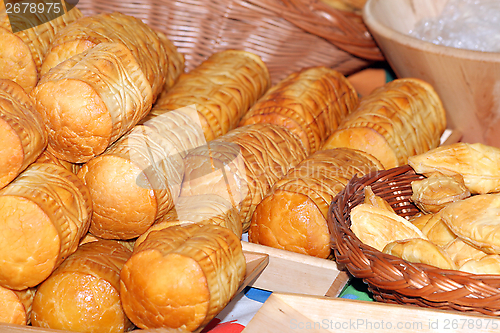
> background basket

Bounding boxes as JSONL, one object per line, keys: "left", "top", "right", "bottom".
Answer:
{"left": 328, "top": 165, "right": 500, "bottom": 316}
{"left": 76, "top": 0, "right": 383, "bottom": 84}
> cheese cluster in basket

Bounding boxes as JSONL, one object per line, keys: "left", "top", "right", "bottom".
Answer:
{"left": 351, "top": 142, "right": 500, "bottom": 275}
{"left": 0, "top": 1, "right": 452, "bottom": 332}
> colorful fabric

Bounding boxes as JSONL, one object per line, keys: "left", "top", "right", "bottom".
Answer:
{"left": 203, "top": 287, "right": 272, "bottom": 332}
{"left": 339, "top": 278, "right": 374, "bottom": 302}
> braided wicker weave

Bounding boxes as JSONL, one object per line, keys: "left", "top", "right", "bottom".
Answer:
{"left": 328, "top": 165, "right": 500, "bottom": 316}
{"left": 76, "top": 0, "right": 383, "bottom": 84}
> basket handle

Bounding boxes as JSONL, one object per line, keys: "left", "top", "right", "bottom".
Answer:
{"left": 246, "top": 0, "right": 384, "bottom": 60}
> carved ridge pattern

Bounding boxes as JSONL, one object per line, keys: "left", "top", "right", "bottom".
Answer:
{"left": 1, "top": 2, "right": 83, "bottom": 71}
{"left": 336, "top": 79, "right": 447, "bottom": 166}
{"left": 33, "top": 41, "right": 154, "bottom": 162}
{"left": 0, "top": 81, "right": 47, "bottom": 173}
{"left": 79, "top": 109, "right": 209, "bottom": 239}
{"left": 42, "top": 12, "right": 169, "bottom": 97}
{"left": 220, "top": 123, "right": 308, "bottom": 230}
{"left": 240, "top": 67, "right": 358, "bottom": 154}
{"left": 124, "top": 224, "right": 245, "bottom": 330}
{"left": 156, "top": 50, "right": 271, "bottom": 141}
{"left": 49, "top": 240, "right": 131, "bottom": 292}
{"left": 271, "top": 149, "right": 383, "bottom": 217}
{"left": 0, "top": 163, "right": 91, "bottom": 274}
{"left": 110, "top": 126, "right": 184, "bottom": 217}
{"left": 73, "top": 43, "right": 153, "bottom": 143}
{"left": 157, "top": 194, "right": 242, "bottom": 238}
{"left": 180, "top": 140, "right": 248, "bottom": 210}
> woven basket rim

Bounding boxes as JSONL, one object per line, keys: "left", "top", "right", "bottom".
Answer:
{"left": 259, "top": 0, "right": 383, "bottom": 59}
{"left": 328, "top": 165, "right": 500, "bottom": 316}
{"left": 77, "top": 0, "right": 383, "bottom": 62}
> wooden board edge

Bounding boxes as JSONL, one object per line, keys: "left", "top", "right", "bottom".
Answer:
{"left": 238, "top": 251, "right": 270, "bottom": 294}
{"left": 241, "top": 242, "right": 349, "bottom": 297}
{"left": 241, "top": 242, "right": 340, "bottom": 270}
{"left": 244, "top": 292, "right": 500, "bottom": 333}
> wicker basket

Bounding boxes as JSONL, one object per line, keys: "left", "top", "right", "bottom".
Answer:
{"left": 76, "top": 0, "right": 383, "bottom": 84}
{"left": 328, "top": 165, "right": 500, "bottom": 316}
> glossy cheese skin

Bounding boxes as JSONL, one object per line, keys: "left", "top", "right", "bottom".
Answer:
{"left": 41, "top": 11, "right": 170, "bottom": 101}
{"left": 77, "top": 108, "right": 206, "bottom": 240}
{"left": 0, "top": 286, "right": 36, "bottom": 325}
{"left": 409, "top": 142, "right": 500, "bottom": 195}
{"left": 31, "top": 240, "right": 133, "bottom": 333}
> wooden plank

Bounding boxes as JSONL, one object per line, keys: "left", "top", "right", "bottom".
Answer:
{"left": 244, "top": 292, "right": 500, "bottom": 333}
{"left": 243, "top": 293, "right": 330, "bottom": 333}
{"left": 242, "top": 242, "right": 349, "bottom": 297}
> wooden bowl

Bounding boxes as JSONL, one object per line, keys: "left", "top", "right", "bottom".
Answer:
{"left": 363, "top": 0, "right": 500, "bottom": 147}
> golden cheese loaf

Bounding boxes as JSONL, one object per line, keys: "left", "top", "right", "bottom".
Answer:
{"left": 0, "top": 286, "right": 36, "bottom": 325}
{"left": 0, "top": 79, "right": 47, "bottom": 189}
{"left": 154, "top": 50, "right": 271, "bottom": 141}
{"left": 239, "top": 67, "right": 358, "bottom": 154}
{"left": 249, "top": 148, "right": 383, "bottom": 258}
{"left": 41, "top": 11, "right": 170, "bottom": 100}
{"left": 32, "top": 42, "right": 153, "bottom": 163}
{"left": 0, "top": 163, "right": 92, "bottom": 290}
{"left": 410, "top": 173, "right": 470, "bottom": 214}
{"left": 120, "top": 224, "right": 246, "bottom": 331}
{"left": 31, "top": 240, "right": 133, "bottom": 333}
{"left": 136, "top": 194, "right": 243, "bottom": 246}
{"left": 180, "top": 139, "right": 247, "bottom": 209}
{"left": 77, "top": 108, "right": 206, "bottom": 240}
{"left": 350, "top": 203, "right": 427, "bottom": 252}
{"left": 409, "top": 213, "right": 434, "bottom": 231}
{"left": 322, "top": 78, "right": 447, "bottom": 169}
{"left": 181, "top": 123, "right": 308, "bottom": 232}
{"left": 0, "top": 1, "right": 83, "bottom": 93}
